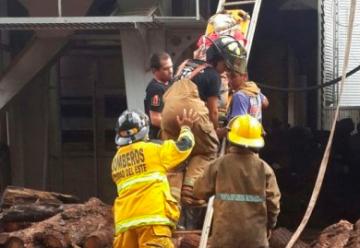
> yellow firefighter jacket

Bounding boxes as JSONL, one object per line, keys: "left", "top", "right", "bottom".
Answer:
{"left": 111, "top": 126, "right": 194, "bottom": 235}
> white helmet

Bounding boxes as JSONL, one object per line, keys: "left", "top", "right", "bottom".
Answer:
{"left": 115, "top": 110, "right": 149, "bottom": 146}
{"left": 209, "top": 13, "right": 237, "bottom": 33}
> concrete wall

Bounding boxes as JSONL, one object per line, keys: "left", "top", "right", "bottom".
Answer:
{"left": 120, "top": 29, "right": 166, "bottom": 111}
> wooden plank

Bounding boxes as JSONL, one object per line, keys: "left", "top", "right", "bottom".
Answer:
{"left": 0, "top": 186, "right": 79, "bottom": 208}
{"left": 0, "top": 203, "right": 62, "bottom": 222}
{"left": 1, "top": 198, "right": 112, "bottom": 248}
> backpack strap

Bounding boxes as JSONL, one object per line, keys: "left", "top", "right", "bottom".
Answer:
{"left": 188, "top": 63, "right": 211, "bottom": 80}
{"left": 174, "top": 59, "right": 211, "bottom": 81}
{"left": 174, "top": 59, "right": 190, "bottom": 78}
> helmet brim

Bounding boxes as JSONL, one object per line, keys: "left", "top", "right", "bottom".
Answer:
{"left": 227, "top": 132, "right": 264, "bottom": 148}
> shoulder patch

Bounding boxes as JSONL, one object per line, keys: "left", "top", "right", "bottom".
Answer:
{"left": 151, "top": 95, "right": 161, "bottom": 106}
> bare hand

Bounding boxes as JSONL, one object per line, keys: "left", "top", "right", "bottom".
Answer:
{"left": 267, "top": 229, "right": 272, "bottom": 240}
{"left": 176, "top": 108, "right": 199, "bottom": 129}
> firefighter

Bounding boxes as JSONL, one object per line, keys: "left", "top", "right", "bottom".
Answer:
{"left": 112, "top": 109, "right": 197, "bottom": 248}
{"left": 144, "top": 52, "right": 173, "bottom": 139}
{"left": 194, "top": 114, "right": 281, "bottom": 248}
{"left": 161, "top": 36, "right": 249, "bottom": 230}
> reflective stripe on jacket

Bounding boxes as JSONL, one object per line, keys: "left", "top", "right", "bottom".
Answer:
{"left": 112, "top": 126, "right": 194, "bottom": 235}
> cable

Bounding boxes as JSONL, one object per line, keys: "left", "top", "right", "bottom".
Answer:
{"left": 257, "top": 64, "right": 360, "bottom": 92}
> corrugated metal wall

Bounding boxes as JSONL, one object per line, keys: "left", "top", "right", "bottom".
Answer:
{"left": 321, "top": 0, "right": 360, "bottom": 130}
{"left": 337, "top": 0, "right": 360, "bottom": 106}
{"left": 321, "top": 0, "right": 337, "bottom": 108}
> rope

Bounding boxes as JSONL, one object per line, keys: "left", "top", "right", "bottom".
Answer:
{"left": 285, "top": 0, "right": 357, "bottom": 247}
{"left": 256, "top": 64, "right": 360, "bottom": 92}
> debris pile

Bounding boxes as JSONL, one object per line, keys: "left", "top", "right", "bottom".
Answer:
{"left": 310, "top": 219, "right": 360, "bottom": 248}
{"left": 270, "top": 228, "right": 309, "bottom": 248}
{"left": 172, "top": 221, "right": 360, "bottom": 248}
{"left": 0, "top": 186, "right": 113, "bottom": 248}
{"left": 2, "top": 186, "right": 360, "bottom": 248}
{"left": 172, "top": 228, "right": 310, "bottom": 248}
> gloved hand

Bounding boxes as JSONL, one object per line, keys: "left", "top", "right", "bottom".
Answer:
{"left": 181, "top": 185, "right": 206, "bottom": 206}
{"left": 181, "top": 185, "right": 194, "bottom": 206}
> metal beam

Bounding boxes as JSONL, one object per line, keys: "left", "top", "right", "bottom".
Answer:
{"left": 0, "top": 0, "right": 94, "bottom": 109}
{"left": 0, "top": 0, "right": 201, "bottom": 31}
{"left": 0, "top": 37, "right": 68, "bottom": 109}
{"left": 0, "top": 16, "right": 155, "bottom": 30}
{"left": 224, "top": 1, "right": 256, "bottom": 6}
{"left": 0, "top": 15, "right": 205, "bottom": 30}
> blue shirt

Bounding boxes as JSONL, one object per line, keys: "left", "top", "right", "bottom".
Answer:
{"left": 227, "top": 90, "right": 265, "bottom": 122}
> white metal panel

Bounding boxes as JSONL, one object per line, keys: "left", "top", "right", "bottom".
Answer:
{"left": 321, "top": 0, "right": 360, "bottom": 130}
{"left": 337, "top": 0, "right": 360, "bottom": 106}
{"left": 322, "top": 107, "right": 360, "bottom": 130}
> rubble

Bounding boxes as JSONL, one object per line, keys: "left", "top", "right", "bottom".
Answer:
{"left": 172, "top": 227, "right": 310, "bottom": 248}
{"left": 270, "top": 228, "right": 309, "bottom": 248}
{"left": 2, "top": 186, "right": 360, "bottom": 248}
{"left": 0, "top": 186, "right": 113, "bottom": 248}
{"left": 172, "top": 221, "right": 360, "bottom": 248}
{"left": 310, "top": 219, "right": 360, "bottom": 248}
{"left": 1, "top": 186, "right": 80, "bottom": 208}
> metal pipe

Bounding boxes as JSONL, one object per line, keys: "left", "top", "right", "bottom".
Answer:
{"left": 92, "top": 65, "right": 98, "bottom": 197}
{"left": 42, "top": 73, "right": 49, "bottom": 190}
{"left": 195, "top": 0, "right": 200, "bottom": 21}
{"left": 58, "top": 0, "right": 62, "bottom": 17}
{"left": 5, "top": 111, "right": 10, "bottom": 146}
{"left": 217, "top": 0, "right": 226, "bottom": 13}
{"left": 56, "top": 62, "right": 65, "bottom": 192}
{"left": 154, "top": 16, "right": 198, "bottom": 20}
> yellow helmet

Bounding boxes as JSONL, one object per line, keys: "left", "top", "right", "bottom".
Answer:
{"left": 227, "top": 114, "right": 264, "bottom": 148}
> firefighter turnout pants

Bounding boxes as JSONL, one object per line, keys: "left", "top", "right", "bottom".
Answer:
{"left": 113, "top": 225, "right": 174, "bottom": 248}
